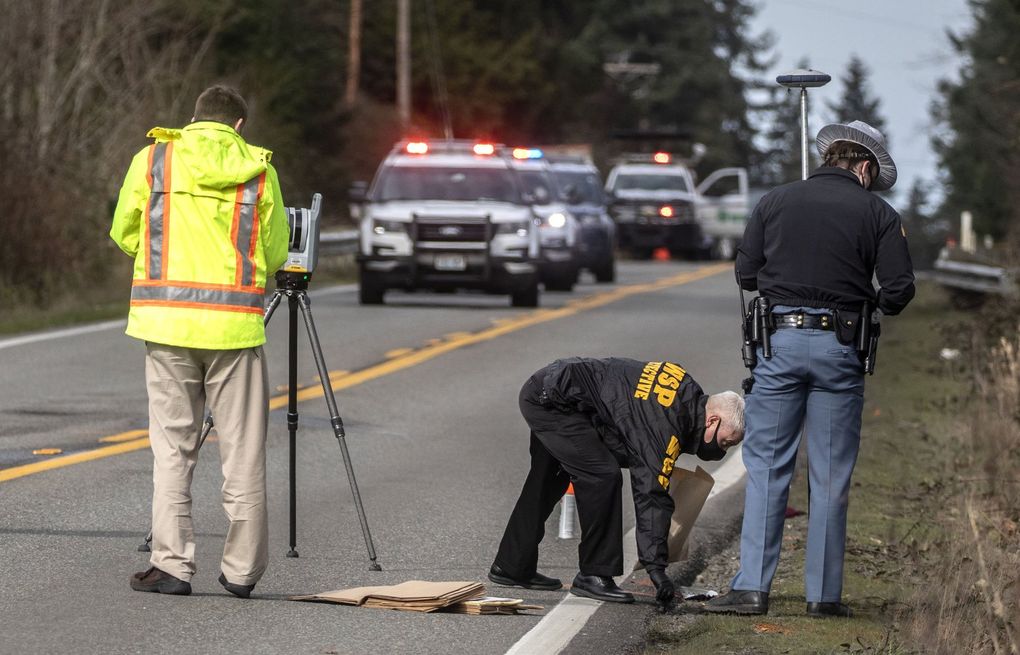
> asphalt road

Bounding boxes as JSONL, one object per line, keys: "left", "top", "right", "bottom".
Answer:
{"left": 0, "top": 260, "right": 746, "bottom": 655}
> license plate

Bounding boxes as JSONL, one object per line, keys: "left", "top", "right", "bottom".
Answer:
{"left": 434, "top": 254, "right": 467, "bottom": 271}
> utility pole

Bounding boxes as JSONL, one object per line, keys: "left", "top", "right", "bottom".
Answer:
{"left": 344, "top": 0, "right": 363, "bottom": 109}
{"left": 396, "top": 0, "right": 411, "bottom": 129}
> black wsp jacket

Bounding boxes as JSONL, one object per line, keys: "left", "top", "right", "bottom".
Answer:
{"left": 538, "top": 357, "right": 709, "bottom": 571}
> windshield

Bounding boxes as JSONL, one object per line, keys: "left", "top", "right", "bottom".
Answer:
{"left": 516, "top": 170, "right": 557, "bottom": 205}
{"left": 613, "top": 173, "right": 691, "bottom": 193}
{"left": 552, "top": 171, "right": 604, "bottom": 204}
{"left": 375, "top": 166, "right": 521, "bottom": 203}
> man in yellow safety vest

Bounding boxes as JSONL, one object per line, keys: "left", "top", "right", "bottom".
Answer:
{"left": 110, "top": 85, "right": 290, "bottom": 598}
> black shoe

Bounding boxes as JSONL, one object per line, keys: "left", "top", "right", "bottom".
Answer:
{"left": 807, "top": 601, "right": 852, "bottom": 618}
{"left": 703, "top": 589, "right": 768, "bottom": 615}
{"left": 488, "top": 564, "right": 562, "bottom": 591}
{"left": 130, "top": 566, "right": 191, "bottom": 595}
{"left": 218, "top": 572, "right": 255, "bottom": 599}
{"left": 569, "top": 573, "right": 634, "bottom": 603}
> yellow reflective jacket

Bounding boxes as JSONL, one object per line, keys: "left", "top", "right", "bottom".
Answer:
{"left": 110, "top": 122, "right": 289, "bottom": 349}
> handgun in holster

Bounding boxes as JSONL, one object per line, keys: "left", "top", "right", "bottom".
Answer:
{"left": 856, "top": 301, "right": 881, "bottom": 375}
{"left": 739, "top": 294, "right": 774, "bottom": 393}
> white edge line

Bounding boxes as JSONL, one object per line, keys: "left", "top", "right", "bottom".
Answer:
{"left": 0, "top": 283, "right": 359, "bottom": 352}
{"left": 504, "top": 445, "right": 745, "bottom": 655}
{"left": 0, "top": 319, "right": 126, "bottom": 351}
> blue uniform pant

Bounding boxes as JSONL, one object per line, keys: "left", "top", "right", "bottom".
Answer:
{"left": 730, "top": 316, "right": 864, "bottom": 602}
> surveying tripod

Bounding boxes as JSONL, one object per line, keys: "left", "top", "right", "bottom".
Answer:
{"left": 139, "top": 269, "right": 382, "bottom": 571}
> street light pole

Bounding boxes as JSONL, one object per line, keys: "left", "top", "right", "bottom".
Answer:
{"left": 777, "top": 69, "right": 831, "bottom": 180}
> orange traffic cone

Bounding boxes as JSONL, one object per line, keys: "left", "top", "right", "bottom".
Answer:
{"left": 558, "top": 483, "right": 577, "bottom": 539}
{"left": 653, "top": 247, "right": 670, "bottom": 261}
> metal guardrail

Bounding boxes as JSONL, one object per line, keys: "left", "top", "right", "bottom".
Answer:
{"left": 320, "top": 229, "right": 360, "bottom": 255}
{"left": 931, "top": 257, "right": 1015, "bottom": 296}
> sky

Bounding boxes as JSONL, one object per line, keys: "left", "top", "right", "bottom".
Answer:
{"left": 748, "top": 0, "right": 975, "bottom": 204}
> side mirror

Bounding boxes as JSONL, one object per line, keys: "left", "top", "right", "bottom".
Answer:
{"left": 605, "top": 189, "right": 616, "bottom": 203}
{"left": 348, "top": 181, "right": 368, "bottom": 203}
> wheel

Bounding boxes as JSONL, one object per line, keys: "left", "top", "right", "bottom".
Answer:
{"left": 544, "top": 267, "right": 578, "bottom": 292}
{"left": 545, "top": 278, "right": 575, "bottom": 292}
{"left": 510, "top": 282, "right": 539, "bottom": 307}
{"left": 593, "top": 257, "right": 616, "bottom": 283}
{"left": 358, "top": 272, "right": 385, "bottom": 305}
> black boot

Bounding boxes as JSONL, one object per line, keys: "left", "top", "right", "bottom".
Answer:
{"left": 702, "top": 589, "right": 768, "bottom": 615}
{"left": 807, "top": 601, "right": 852, "bottom": 618}
{"left": 569, "top": 573, "right": 634, "bottom": 603}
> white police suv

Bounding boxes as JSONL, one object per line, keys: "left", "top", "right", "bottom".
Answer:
{"left": 355, "top": 140, "right": 541, "bottom": 306}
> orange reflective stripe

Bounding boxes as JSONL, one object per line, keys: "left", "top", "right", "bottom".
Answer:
{"left": 131, "top": 279, "right": 264, "bottom": 294}
{"left": 130, "top": 299, "right": 264, "bottom": 315}
{"left": 131, "top": 284, "right": 264, "bottom": 311}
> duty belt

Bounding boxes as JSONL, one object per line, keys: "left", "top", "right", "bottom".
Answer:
{"left": 773, "top": 312, "right": 834, "bottom": 331}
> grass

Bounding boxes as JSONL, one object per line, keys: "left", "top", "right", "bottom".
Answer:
{"left": 643, "top": 282, "right": 970, "bottom": 654}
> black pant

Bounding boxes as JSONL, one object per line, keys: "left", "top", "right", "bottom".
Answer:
{"left": 493, "top": 376, "right": 623, "bottom": 578}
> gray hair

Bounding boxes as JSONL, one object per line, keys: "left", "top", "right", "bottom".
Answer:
{"left": 708, "top": 391, "right": 745, "bottom": 436}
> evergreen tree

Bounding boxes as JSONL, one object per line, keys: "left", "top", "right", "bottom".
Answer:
{"left": 900, "top": 179, "right": 949, "bottom": 268}
{"left": 933, "top": 0, "right": 1020, "bottom": 241}
{"left": 827, "top": 55, "right": 887, "bottom": 135}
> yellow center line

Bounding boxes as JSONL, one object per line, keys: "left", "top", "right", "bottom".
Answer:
{"left": 0, "top": 263, "right": 729, "bottom": 484}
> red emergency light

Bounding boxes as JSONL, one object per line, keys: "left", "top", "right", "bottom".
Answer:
{"left": 473, "top": 143, "right": 496, "bottom": 156}
{"left": 406, "top": 141, "right": 429, "bottom": 155}
{"left": 659, "top": 205, "right": 674, "bottom": 218}
{"left": 653, "top": 152, "right": 671, "bottom": 164}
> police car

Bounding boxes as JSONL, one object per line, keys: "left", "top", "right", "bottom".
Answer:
{"left": 605, "top": 152, "right": 748, "bottom": 260}
{"left": 354, "top": 140, "right": 541, "bottom": 306}
{"left": 509, "top": 148, "right": 582, "bottom": 292}
{"left": 548, "top": 156, "right": 616, "bottom": 282}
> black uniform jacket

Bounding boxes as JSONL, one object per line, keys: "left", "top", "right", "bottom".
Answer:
{"left": 736, "top": 167, "right": 915, "bottom": 315}
{"left": 539, "top": 357, "right": 708, "bottom": 572}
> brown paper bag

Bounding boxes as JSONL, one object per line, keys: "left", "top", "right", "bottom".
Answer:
{"left": 634, "top": 465, "right": 715, "bottom": 570}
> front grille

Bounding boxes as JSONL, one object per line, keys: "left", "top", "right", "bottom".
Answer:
{"left": 416, "top": 222, "right": 488, "bottom": 242}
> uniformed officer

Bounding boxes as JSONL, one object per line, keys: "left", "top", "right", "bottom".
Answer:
{"left": 705, "top": 120, "right": 915, "bottom": 618}
{"left": 489, "top": 357, "right": 745, "bottom": 608}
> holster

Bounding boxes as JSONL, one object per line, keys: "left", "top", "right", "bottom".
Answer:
{"left": 833, "top": 309, "right": 861, "bottom": 346}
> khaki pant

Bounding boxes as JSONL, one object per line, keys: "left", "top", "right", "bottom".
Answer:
{"left": 145, "top": 343, "right": 269, "bottom": 585}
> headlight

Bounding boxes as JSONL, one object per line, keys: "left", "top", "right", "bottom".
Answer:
{"left": 496, "top": 220, "right": 530, "bottom": 237}
{"left": 546, "top": 212, "right": 567, "bottom": 229}
{"left": 372, "top": 219, "right": 407, "bottom": 235}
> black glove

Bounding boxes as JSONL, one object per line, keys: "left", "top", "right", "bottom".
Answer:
{"left": 649, "top": 569, "right": 675, "bottom": 610}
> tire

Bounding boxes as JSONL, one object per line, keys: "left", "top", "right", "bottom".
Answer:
{"left": 544, "top": 267, "right": 578, "bottom": 292}
{"left": 510, "top": 282, "right": 540, "bottom": 307}
{"left": 358, "top": 273, "right": 385, "bottom": 305}
{"left": 593, "top": 257, "right": 616, "bottom": 283}
{"left": 546, "top": 279, "right": 575, "bottom": 292}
